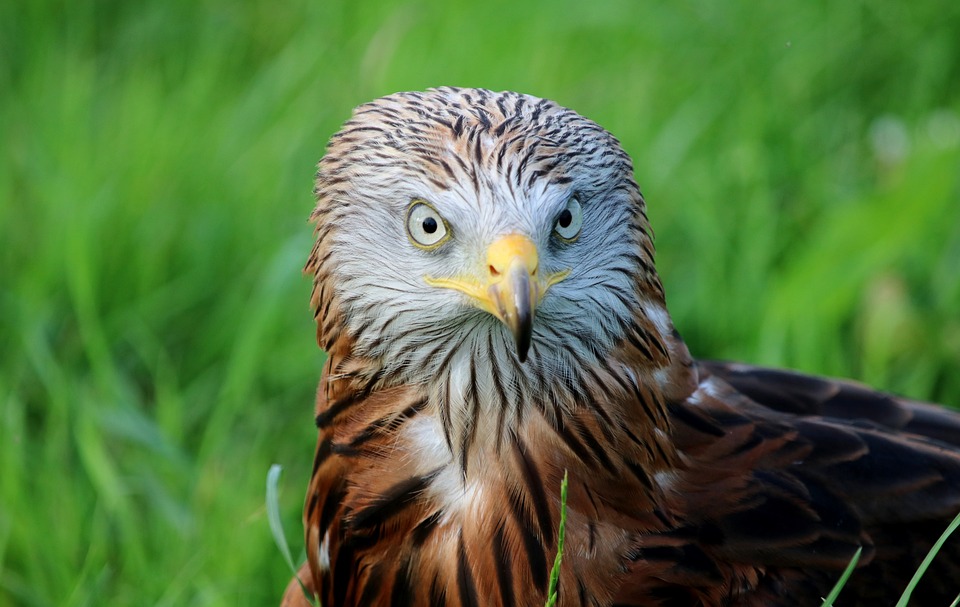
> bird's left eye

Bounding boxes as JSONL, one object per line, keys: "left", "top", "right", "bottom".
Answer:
{"left": 406, "top": 201, "right": 450, "bottom": 249}
{"left": 553, "top": 195, "right": 583, "bottom": 242}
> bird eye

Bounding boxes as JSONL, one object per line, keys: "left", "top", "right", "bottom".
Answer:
{"left": 553, "top": 195, "right": 583, "bottom": 242}
{"left": 406, "top": 201, "right": 450, "bottom": 249}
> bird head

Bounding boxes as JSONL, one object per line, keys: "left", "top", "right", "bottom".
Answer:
{"left": 306, "top": 88, "right": 692, "bottom": 418}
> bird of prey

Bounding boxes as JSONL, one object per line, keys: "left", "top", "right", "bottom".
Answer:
{"left": 281, "top": 87, "right": 960, "bottom": 606}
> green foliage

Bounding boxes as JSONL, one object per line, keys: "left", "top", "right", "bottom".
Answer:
{"left": 266, "top": 465, "right": 298, "bottom": 582}
{"left": 266, "top": 466, "right": 319, "bottom": 607}
{"left": 895, "top": 509, "right": 960, "bottom": 607}
{"left": 1, "top": 0, "right": 959, "bottom": 605}
{"left": 545, "top": 471, "right": 569, "bottom": 607}
{"left": 820, "top": 548, "right": 862, "bottom": 607}
{"left": 823, "top": 509, "right": 960, "bottom": 606}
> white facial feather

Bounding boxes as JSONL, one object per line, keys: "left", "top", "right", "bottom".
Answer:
{"left": 316, "top": 88, "right": 668, "bottom": 460}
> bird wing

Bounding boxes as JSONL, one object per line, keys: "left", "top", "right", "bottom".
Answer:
{"left": 616, "top": 362, "right": 960, "bottom": 606}
{"left": 699, "top": 360, "right": 960, "bottom": 447}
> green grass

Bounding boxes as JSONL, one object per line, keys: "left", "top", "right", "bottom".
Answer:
{"left": 267, "top": 466, "right": 319, "bottom": 607}
{"left": 895, "top": 510, "right": 960, "bottom": 607}
{"left": 1, "top": 0, "right": 959, "bottom": 605}
{"left": 820, "top": 547, "right": 862, "bottom": 607}
{"left": 544, "top": 471, "right": 568, "bottom": 607}
{"left": 822, "top": 509, "right": 960, "bottom": 606}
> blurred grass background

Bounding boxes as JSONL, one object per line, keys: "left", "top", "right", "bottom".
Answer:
{"left": 1, "top": 0, "right": 959, "bottom": 605}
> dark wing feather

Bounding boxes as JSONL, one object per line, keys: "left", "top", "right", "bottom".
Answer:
{"left": 631, "top": 362, "right": 960, "bottom": 606}
{"left": 699, "top": 360, "right": 960, "bottom": 447}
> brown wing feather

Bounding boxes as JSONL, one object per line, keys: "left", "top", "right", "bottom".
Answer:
{"left": 613, "top": 363, "right": 960, "bottom": 606}
{"left": 700, "top": 360, "right": 960, "bottom": 446}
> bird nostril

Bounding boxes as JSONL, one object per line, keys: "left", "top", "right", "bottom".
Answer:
{"left": 489, "top": 264, "right": 500, "bottom": 277}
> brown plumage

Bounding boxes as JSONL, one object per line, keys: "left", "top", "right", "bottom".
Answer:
{"left": 281, "top": 88, "right": 960, "bottom": 606}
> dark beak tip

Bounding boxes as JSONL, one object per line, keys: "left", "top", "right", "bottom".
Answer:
{"left": 514, "top": 321, "right": 532, "bottom": 363}
{"left": 492, "top": 266, "right": 535, "bottom": 364}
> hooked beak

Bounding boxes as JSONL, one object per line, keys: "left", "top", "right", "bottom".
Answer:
{"left": 486, "top": 235, "right": 539, "bottom": 362}
{"left": 425, "top": 234, "right": 568, "bottom": 362}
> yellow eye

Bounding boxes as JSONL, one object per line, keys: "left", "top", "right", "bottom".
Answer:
{"left": 553, "top": 195, "right": 583, "bottom": 242}
{"left": 406, "top": 201, "right": 450, "bottom": 249}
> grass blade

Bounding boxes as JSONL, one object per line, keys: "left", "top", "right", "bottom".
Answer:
{"left": 545, "top": 470, "right": 569, "bottom": 607}
{"left": 895, "top": 509, "right": 960, "bottom": 607}
{"left": 266, "top": 464, "right": 298, "bottom": 574}
{"left": 820, "top": 547, "right": 862, "bottom": 607}
{"left": 266, "top": 464, "right": 321, "bottom": 606}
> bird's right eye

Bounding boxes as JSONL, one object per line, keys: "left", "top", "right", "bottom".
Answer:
{"left": 406, "top": 201, "right": 450, "bottom": 249}
{"left": 553, "top": 195, "right": 583, "bottom": 242}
